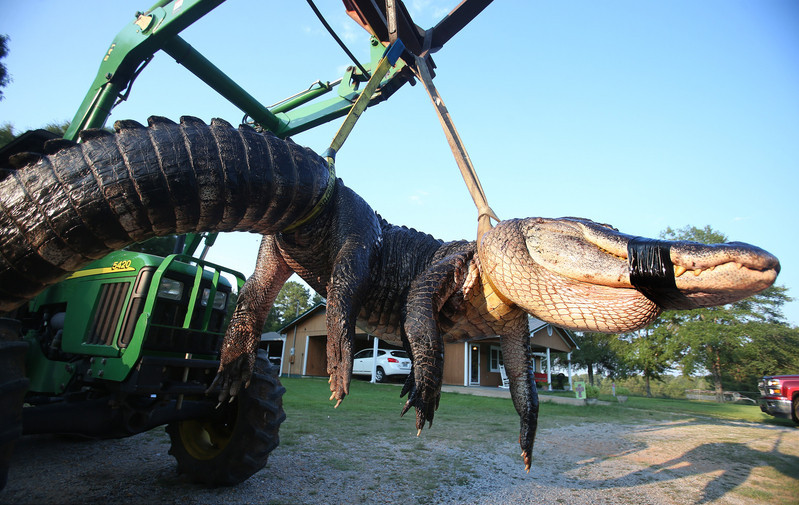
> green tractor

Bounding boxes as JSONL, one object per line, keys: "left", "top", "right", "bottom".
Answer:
{"left": 0, "top": 238, "right": 285, "bottom": 486}
{"left": 0, "top": 0, "right": 488, "bottom": 489}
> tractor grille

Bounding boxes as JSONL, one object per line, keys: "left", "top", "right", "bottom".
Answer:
{"left": 143, "top": 275, "right": 231, "bottom": 355}
{"left": 86, "top": 282, "right": 130, "bottom": 345}
{"left": 117, "top": 267, "right": 155, "bottom": 348}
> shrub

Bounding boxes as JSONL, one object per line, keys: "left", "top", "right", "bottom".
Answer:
{"left": 585, "top": 385, "right": 600, "bottom": 399}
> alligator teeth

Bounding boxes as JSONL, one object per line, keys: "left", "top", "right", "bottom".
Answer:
{"left": 674, "top": 266, "right": 687, "bottom": 277}
{"left": 693, "top": 268, "right": 703, "bottom": 276}
{"left": 736, "top": 262, "right": 744, "bottom": 269}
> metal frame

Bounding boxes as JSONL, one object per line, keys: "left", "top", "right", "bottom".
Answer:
{"left": 64, "top": 0, "right": 420, "bottom": 141}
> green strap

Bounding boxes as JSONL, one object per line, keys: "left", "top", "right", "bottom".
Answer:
{"left": 282, "top": 159, "right": 336, "bottom": 233}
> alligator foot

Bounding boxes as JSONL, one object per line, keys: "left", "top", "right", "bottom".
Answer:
{"left": 521, "top": 437, "right": 533, "bottom": 473}
{"left": 519, "top": 417, "right": 537, "bottom": 472}
{"left": 207, "top": 352, "right": 254, "bottom": 404}
{"left": 327, "top": 370, "right": 350, "bottom": 408}
{"left": 400, "top": 375, "right": 439, "bottom": 433}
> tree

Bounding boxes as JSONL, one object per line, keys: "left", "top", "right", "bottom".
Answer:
{"left": 659, "top": 225, "right": 794, "bottom": 400}
{"left": 1, "top": 120, "right": 72, "bottom": 148}
{"left": 0, "top": 34, "right": 11, "bottom": 101}
{"left": 569, "top": 332, "right": 621, "bottom": 386}
{"left": 40, "top": 120, "right": 71, "bottom": 138}
{"left": 262, "top": 281, "right": 317, "bottom": 333}
{"left": 735, "top": 323, "right": 799, "bottom": 385}
{"left": 0, "top": 122, "right": 14, "bottom": 148}
{"left": 615, "top": 325, "right": 673, "bottom": 397}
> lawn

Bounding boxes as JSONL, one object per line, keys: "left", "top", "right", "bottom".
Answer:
{"left": 609, "top": 394, "right": 794, "bottom": 425}
{"left": 538, "top": 389, "right": 796, "bottom": 426}
{"left": 281, "top": 377, "right": 795, "bottom": 431}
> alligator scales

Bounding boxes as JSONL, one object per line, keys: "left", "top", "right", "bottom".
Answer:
{"left": 0, "top": 117, "right": 780, "bottom": 470}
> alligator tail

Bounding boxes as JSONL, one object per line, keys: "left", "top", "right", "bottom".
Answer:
{"left": 0, "top": 116, "right": 330, "bottom": 311}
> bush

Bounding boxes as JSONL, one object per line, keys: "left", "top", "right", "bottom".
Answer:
{"left": 614, "top": 386, "right": 631, "bottom": 396}
{"left": 585, "top": 385, "right": 600, "bottom": 399}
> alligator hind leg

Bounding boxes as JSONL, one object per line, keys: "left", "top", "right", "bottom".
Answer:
{"left": 211, "top": 235, "right": 293, "bottom": 403}
{"left": 500, "top": 314, "right": 539, "bottom": 472}
{"left": 401, "top": 253, "right": 469, "bottom": 431}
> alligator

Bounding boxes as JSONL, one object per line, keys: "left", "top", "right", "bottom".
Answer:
{"left": 0, "top": 116, "right": 780, "bottom": 470}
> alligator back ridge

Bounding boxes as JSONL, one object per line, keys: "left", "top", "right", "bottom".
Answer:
{"left": 0, "top": 116, "right": 330, "bottom": 310}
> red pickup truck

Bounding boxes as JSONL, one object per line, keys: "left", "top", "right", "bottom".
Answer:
{"left": 758, "top": 375, "right": 799, "bottom": 424}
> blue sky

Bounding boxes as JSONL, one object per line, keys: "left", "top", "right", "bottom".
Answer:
{"left": 2, "top": 1, "right": 797, "bottom": 327}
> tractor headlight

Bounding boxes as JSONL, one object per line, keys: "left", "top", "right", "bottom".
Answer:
{"left": 201, "top": 288, "right": 227, "bottom": 310}
{"left": 157, "top": 278, "right": 184, "bottom": 301}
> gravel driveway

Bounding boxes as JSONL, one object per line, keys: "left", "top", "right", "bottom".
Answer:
{"left": 3, "top": 412, "right": 797, "bottom": 505}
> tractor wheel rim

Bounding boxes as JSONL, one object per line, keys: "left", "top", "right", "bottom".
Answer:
{"left": 178, "top": 417, "right": 234, "bottom": 460}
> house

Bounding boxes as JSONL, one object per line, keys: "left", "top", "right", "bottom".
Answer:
{"left": 258, "top": 331, "right": 285, "bottom": 369}
{"left": 276, "top": 303, "right": 578, "bottom": 390}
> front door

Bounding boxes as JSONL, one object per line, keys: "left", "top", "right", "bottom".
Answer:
{"left": 469, "top": 344, "right": 480, "bottom": 385}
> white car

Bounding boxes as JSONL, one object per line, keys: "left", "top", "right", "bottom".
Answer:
{"left": 352, "top": 348, "right": 412, "bottom": 382}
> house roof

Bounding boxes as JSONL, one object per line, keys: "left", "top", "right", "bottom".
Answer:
{"left": 260, "top": 331, "right": 285, "bottom": 342}
{"left": 528, "top": 317, "right": 579, "bottom": 353}
{"left": 278, "top": 302, "right": 327, "bottom": 333}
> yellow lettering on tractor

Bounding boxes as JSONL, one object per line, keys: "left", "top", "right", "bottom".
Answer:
{"left": 66, "top": 261, "right": 135, "bottom": 280}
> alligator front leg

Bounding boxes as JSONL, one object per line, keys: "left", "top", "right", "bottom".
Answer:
{"left": 500, "top": 314, "right": 539, "bottom": 472}
{"left": 401, "top": 253, "right": 469, "bottom": 432}
{"left": 326, "top": 244, "right": 374, "bottom": 407}
{"left": 210, "top": 235, "right": 293, "bottom": 402}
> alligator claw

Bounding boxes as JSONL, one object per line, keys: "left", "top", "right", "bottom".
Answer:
{"left": 399, "top": 375, "right": 438, "bottom": 431}
{"left": 327, "top": 370, "right": 350, "bottom": 407}
{"left": 520, "top": 429, "right": 535, "bottom": 473}
{"left": 522, "top": 449, "right": 532, "bottom": 473}
{"left": 207, "top": 353, "right": 253, "bottom": 404}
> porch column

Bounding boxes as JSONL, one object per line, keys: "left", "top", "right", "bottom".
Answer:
{"left": 567, "top": 352, "right": 573, "bottom": 391}
{"left": 546, "top": 348, "right": 552, "bottom": 391}
{"left": 463, "top": 342, "right": 470, "bottom": 386}
{"left": 371, "top": 335, "right": 379, "bottom": 383}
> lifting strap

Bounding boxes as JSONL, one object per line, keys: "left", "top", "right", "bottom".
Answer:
{"left": 326, "top": 39, "right": 405, "bottom": 163}
{"left": 283, "top": 40, "right": 405, "bottom": 233}
{"left": 412, "top": 54, "right": 499, "bottom": 243}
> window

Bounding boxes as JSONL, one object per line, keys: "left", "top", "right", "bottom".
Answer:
{"left": 489, "top": 346, "right": 503, "bottom": 372}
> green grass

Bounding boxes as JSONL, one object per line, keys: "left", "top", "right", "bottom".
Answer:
{"left": 610, "top": 395, "right": 795, "bottom": 426}
{"left": 279, "top": 377, "right": 522, "bottom": 444}
{"left": 281, "top": 378, "right": 796, "bottom": 433}
{"left": 538, "top": 389, "right": 796, "bottom": 426}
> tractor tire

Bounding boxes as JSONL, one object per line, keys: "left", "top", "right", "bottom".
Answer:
{"left": 166, "top": 350, "right": 286, "bottom": 486}
{"left": 0, "top": 319, "right": 29, "bottom": 491}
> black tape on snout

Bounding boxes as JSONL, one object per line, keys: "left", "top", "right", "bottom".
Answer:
{"left": 627, "top": 238, "right": 695, "bottom": 310}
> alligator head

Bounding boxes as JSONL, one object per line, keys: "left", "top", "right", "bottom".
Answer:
{"left": 479, "top": 217, "right": 781, "bottom": 333}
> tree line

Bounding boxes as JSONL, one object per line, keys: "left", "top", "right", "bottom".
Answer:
{"left": 567, "top": 225, "right": 798, "bottom": 399}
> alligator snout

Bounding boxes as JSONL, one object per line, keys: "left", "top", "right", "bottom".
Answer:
{"left": 478, "top": 216, "right": 780, "bottom": 333}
